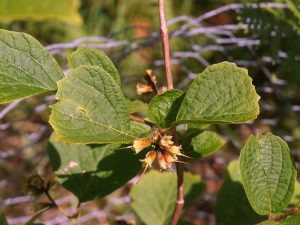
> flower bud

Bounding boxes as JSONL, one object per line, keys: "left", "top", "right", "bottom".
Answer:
{"left": 140, "top": 150, "right": 156, "bottom": 167}
{"left": 133, "top": 138, "right": 151, "bottom": 153}
{"left": 136, "top": 83, "right": 153, "bottom": 95}
{"left": 160, "top": 135, "right": 174, "bottom": 147}
{"left": 162, "top": 152, "right": 177, "bottom": 164}
{"left": 157, "top": 151, "right": 170, "bottom": 170}
{"left": 165, "top": 145, "right": 182, "bottom": 156}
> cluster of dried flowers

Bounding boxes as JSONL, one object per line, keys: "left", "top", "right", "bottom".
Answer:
{"left": 132, "top": 130, "right": 188, "bottom": 174}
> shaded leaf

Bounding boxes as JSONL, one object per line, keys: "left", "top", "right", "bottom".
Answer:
{"left": 240, "top": 133, "right": 296, "bottom": 215}
{"left": 0, "top": 213, "right": 9, "bottom": 225}
{"left": 49, "top": 66, "right": 139, "bottom": 144}
{"left": 148, "top": 89, "right": 184, "bottom": 128}
{"left": 0, "top": 0, "right": 82, "bottom": 25}
{"left": 215, "top": 160, "right": 266, "bottom": 225}
{"left": 177, "top": 62, "right": 260, "bottom": 124}
{"left": 182, "top": 130, "right": 225, "bottom": 158}
{"left": 48, "top": 134, "right": 141, "bottom": 202}
{"left": 68, "top": 47, "right": 120, "bottom": 85}
{"left": 183, "top": 172, "right": 205, "bottom": 205}
{"left": 0, "top": 29, "right": 64, "bottom": 103}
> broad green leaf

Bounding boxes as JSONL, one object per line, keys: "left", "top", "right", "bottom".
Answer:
{"left": 130, "top": 170, "right": 177, "bottom": 225}
{"left": 48, "top": 134, "right": 141, "bottom": 202}
{"left": 68, "top": 47, "right": 120, "bottom": 85}
{"left": 280, "top": 214, "right": 300, "bottom": 225}
{"left": 131, "top": 171, "right": 201, "bottom": 225}
{"left": 49, "top": 66, "right": 139, "bottom": 144}
{"left": 0, "top": 29, "right": 64, "bottom": 103}
{"left": 126, "top": 99, "right": 148, "bottom": 114}
{"left": 148, "top": 90, "right": 184, "bottom": 128}
{"left": 240, "top": 133, "right": 296, "bottom": 215}
{"left": 216, "top": 160, "right": 266, "bottom": 225}
{"left": 0, "top": 213, "right": 9, "bottom": 225}
{"left": 182, "top": 130, "right": 225, "bottom": 158}
{"left": 0, "top": 0, "right": 82, "bottom": 25}
{"left": 177, "top": 62, "right": 260, "bottom": 124}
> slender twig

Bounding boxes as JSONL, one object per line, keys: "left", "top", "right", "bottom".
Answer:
{"left": 158, "top": 0, "right": 173, "bottom": 90}
{"left": 129, "top": 115, "right": 155, "bottom": 127}
{"left": 170, "top": 165, "right": 185, "bottom": 225}
{"left": 158, "top": 1, "right": 183, "bottom": 224}
{"left": 44, "top": 189, "right": 78, "bottom": 225}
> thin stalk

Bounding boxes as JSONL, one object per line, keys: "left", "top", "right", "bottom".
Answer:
{"left": 158, "top": 0, "right": 173, "bottom": 90}
{"left": 158, "top": 1, "right": 184, "bottom": 224}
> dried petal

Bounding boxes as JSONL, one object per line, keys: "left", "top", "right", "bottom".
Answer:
{"left": 136, "top": 83, "right": 153, "bottom": 95}
{"left": 140, "top": 150, "right": 156, "bottom": 167}
{"left": 165, "top": 145, "right": 182, "bottom": 156}
{"left": 133, "top": 138, "right": 151, "bottom": 153}
{"left": 162, "top": 152, "right": 177, "bottom": 164}
{"left": 160, "top": 135, "right": 174, "bottom": 147}
{"left": 157, "top": 151, "right": 171, "bottom": 170}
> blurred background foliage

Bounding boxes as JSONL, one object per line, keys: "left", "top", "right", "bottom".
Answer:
{"left": 0, "top": 0, "right": 300, "bottom": 225}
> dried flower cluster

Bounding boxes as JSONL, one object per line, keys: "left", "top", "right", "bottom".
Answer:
{"left": 133, "top": 130, "right": 188, "bottom": 173}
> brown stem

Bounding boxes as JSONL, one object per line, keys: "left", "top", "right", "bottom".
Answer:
{"left": 130, "top": 115, "right": 155, "bottom": 127}
{"left": 255, "top": 204, "right": 300, "bottom": 225}
{"left": 158, "top": 0, "right": 173, "bottom": 90}
{"left": 170, "top": 164, "right": 185, "bottom": 225}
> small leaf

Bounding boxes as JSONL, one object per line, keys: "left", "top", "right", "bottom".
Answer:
{"left": 177, "top": 62, "right": 260, "bottom": 124}
{"left": 68, "top": 47, "right": 120, "bottom": 85}
{"left": 262, "top": 221, "right": 279, "bottom": 225}
{"left": 0, "top": 213, "right": 9, "bottom": 225}
{"left": 0, "top": 29, "right": 64, "bottom": 103}
{"left": 48, "top": 134, "right": 141, "bottom": 202}
{"left": 280, "top": 214, "right": 300, "bottom": 225}
{"left": 126, "top": 99, "right": 148, "bottom": 114}
{"left": 240, "top": 133, "right": 296, "bottom": 215}
{"left": 49, "top": 66, "right": 139, "bottom": 144}
{"left": 182, "top": 130, "right": 225, "bottom": 158}
{"left": 0, "top": 0, "right": 82, "bottom": 25}
{"left": 148, "top": 89, "right": 184, "bottom": 128}
{"left": 183, "top": 172, "right": 204, "bottom": 205}
{"left": 215, "top": 160, "right": 266, "bottom": 225}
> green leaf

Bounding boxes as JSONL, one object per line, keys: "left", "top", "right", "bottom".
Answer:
{"left": 48, "top": 134, "right": 141, "bottom": 202}
{"left": 68, "top": 47, "right": 120, "bottom": 86}
{"left": 183, "top": 172, "right": 204, "bottom": 205}
{"left": 0, "top": 29, "right": 64, "bottom": 103}
{"left": 182, "top": 130, "right": 225, "bottom": 158}
{"left": 148, "top": 89, "right": 184, "bottom": 128}
{"left": 216, "top": 160, "right": 266, "bottom": 225}
{"left": 130, "top": 170, "right": 177, "bottom": 225}
{"left": 130, "top": 121, "right": 151, "bottom": 138}
{"left": 0, "top": 213, "right": 9, "bottom": 225}
{"left": 130, "top": 170, "right": 201, "bottom": 225}
{"left": 126, "top": 99, "right": 148, "bottom": 114}
{"left": 280, "top": 214, "right": 300, "bottom": 225}
{"left": 0, "top": 0, "right": 82, "bottom": 25}
{"left": 176, "top": 62, "right": 260, "bottom": 124}
{"left": 49, "top": 65, "right": 139, "bottom": 144}
{"left": 240, "top": 133, "right": 296, "bottom": 215}
{"left": 262, "top": 221, "right": 279, "bottom": 225}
